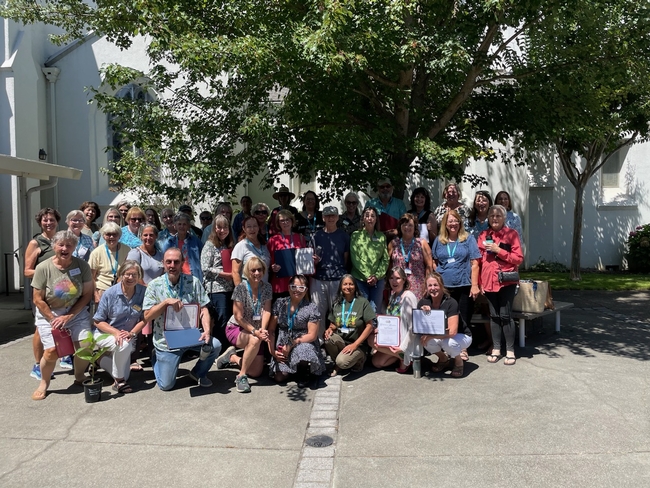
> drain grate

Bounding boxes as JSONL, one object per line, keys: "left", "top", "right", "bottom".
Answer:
{"left": 305, "top": 435, "right": 333, "bottom": 448}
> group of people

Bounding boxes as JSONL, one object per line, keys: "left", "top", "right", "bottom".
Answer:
{"left": 25, "top": 180, "right": 524, "bottom": 401}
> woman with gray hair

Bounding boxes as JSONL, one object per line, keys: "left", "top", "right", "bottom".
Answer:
{"left": 478, "top": 204, "right": 523, "bottom": 366}
{"left": 161, "top": 212, "right": 204, "bottom": 280}
{"left": 337, "top": 192, "right": 362, "bottom": 235}
{"left": 92, "top": 207, "right": 123, "bottom": 246}
{"left": 88, "top": 222, "right": 129, "bottom": 303}
{"left": 93, "top": 260, "right": 147, "bottom": 394}
{"left": 66, "top": 210, "right": 95, "bottom": 261}
{"left": 30, "top": 230, "right": 94, "bottom": 400}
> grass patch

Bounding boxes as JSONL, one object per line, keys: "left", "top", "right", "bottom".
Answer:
{"left": 519, "top": 271, "right": 650, "bottom": 291}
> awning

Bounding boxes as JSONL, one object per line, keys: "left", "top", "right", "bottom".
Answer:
{"left": 0, "top": 154, "right": 82, "bottom": 180}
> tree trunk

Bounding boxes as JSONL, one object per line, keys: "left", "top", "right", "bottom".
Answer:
{"left": 570, "top": 184, "right": 585, "bottom": 280}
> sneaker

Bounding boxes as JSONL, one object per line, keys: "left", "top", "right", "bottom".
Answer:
{"left": 30, "top": 364, "right": 42, "bottom": 380}
{"left": 235, "top": 374, "right": 251, "bottom": 393}
{"left": 216, "top": 346, "right": 236, "bottom": 370}
{"left": 60, "top": 355, "right": 74, "bottom": 370}
{"left": 189, "top": 372, "right": 213, "bottom": 388}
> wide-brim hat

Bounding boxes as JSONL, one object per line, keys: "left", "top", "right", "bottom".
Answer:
{"left": 273, "top": 185, "right": 296, "bottom": 200}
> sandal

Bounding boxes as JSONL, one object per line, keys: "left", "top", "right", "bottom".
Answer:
{"left": 130, "top": 362, "right": 143, "bottom": 371}
{"left": 112, "top": 382, "right": 134, "bottom": 394}
{"left": 396, "top": 363, "right": 411, "bottom": 374}
{"left": 430, "top": 359, "right": 450, "bottom": 373}
{"left": 460, "top": 350, "right": 469, "bottom": 361}
{"left": 31, "top": 389, "right": 47, "bottom": 401}
{"left": 504, "top": 356, "right": 517, "bottom": 366}
{"left": 451, "top": 363, "right": 464, "bottom": 378}
{"left": 487, "top": 354, "right": 503, "bottom": 364}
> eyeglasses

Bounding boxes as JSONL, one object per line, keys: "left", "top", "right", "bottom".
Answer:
{"left": 345, "top": 201, "right": 358, "bottom": 205}
{"left": 130, "top": 217, "right": 144, "bottom": 222}
{"left": 290, "top": 285, "right": 307, "bottom": 292}
{"left": 254, "top": 211, "right": 268, "bottom": 215}
{"left": 104, "top": 233, "right": 118, "bottom": 238}
{"left": 123, "top": 273, "right": 139, "bottom": 279}
{"left": 70, "top": 219, "right": 84, "bottom": 223}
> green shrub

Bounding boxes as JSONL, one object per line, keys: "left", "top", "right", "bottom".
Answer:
{"left": 626, "top": 223, "right": 650, "bottom": 273}
{"left": 526, "top": 259, "right": 569, "bottom": 273}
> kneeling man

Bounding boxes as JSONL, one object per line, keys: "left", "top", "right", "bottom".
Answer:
{"left": 144, "top": 248, "right": 221, "bottom": 390}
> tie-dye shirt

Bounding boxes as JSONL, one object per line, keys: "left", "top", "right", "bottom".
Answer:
{"left": 31, "top": 257, "right": 92, "bottom": 310}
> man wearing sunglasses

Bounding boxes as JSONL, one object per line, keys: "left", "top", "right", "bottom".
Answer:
{"left": 143, "top": 248, "right": 221, "bottom": 390}
{"left": 367, "top": 178, "right": 406, "bottom": 238}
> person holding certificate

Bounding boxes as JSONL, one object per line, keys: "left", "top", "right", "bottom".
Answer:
{"left": 93, "top": 261, "right": 147, "bottom": 393}
{"left": 232, "top": 216, "right": 271, "bottom": 285}
{"left": 370, "top": 267, "right": 418, "bottom": 372}
{"left": 143, "top": 248, "right": 221, "bottom": 390}
{"left": 220, "top": 256, "right": 272, "bottom": 393}
{"left": 325, "top": 275, "right": 375, "bottom": 376}
{"left": 268, "top": 275, "right": 325, "bottom": 384}
{"left": 418, "top": 273, "right": 472, "bottom": 378}
{"left": 267, "top": 210, "right": 307, "bottom": 299}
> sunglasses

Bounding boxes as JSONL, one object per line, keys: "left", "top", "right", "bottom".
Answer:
{"left": 289, "top": 285, "right": 307, "bottom": 292}
{"left": 379, "top": 184, "right": 392, "bottom": 190}
{"left": 130, "top": 217, "right": 144, "bottom": 222}
{"left": 250, "top": 268, "right": 263, "bottom": 273}
{"left": 200, "top": 217, "right": 212, "bottom": 221}
{"left": 345, "top": 201, "right": 358, "bottom": 205}
{"left": 70, "top": 219, "right": 84, "bottom": 223}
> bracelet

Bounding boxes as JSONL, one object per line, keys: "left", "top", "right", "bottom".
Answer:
{"left": 251, "top": 328, "right": 257, "bottom": 336}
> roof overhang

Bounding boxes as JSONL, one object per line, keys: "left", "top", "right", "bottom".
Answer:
{"left": 0, "top": 154, "right": 82, "bottom": 180}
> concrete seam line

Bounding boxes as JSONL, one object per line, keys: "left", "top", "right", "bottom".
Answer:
{"left": 293, "top": 375, "right": 341, "bottom": 488}
{"left": 0, "top": 335, "right": 30, "bottom": 350}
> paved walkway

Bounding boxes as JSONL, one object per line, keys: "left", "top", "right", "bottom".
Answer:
{"left": 0, "top": 290, "right": 648, "bottom": 487}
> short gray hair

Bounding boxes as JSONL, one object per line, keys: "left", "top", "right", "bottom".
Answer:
{"left": 173, "top": 212, "right": 191, "bottom": 224}
{"left": 51, "top": 230, "right": 78, "bottom": 247}
{"left": 66, "top": 210, "right": 85, "bottom": 223}
{"left": 101, "top": 221, "right": 122, "bottom": 238}
{"left": 488, "top": 204, "right": 507, "bottom": 218}
{"left": 117, "top": 260, "right": 143, "bottom": 280}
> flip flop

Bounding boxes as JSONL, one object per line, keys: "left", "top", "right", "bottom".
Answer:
{"left": 504, "top": 356, "right": 517, "bottom": 366}
{"left": 460, "top": 350, "right": 469, "bottom": 361}
{"left": 130, "top": 363, "right": 143, "bottom": 371}
{"left": 31, "top": 389, "right": 47, "bottom": 401}
{"left": 487, "top": 354, "right": 503, "bottom": 364}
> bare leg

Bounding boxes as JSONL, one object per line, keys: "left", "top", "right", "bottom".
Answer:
{"left": 33, "top": 347, "right": 57, "bottom": 399}
{"left": 33, "top": 329, "right": 44, "bottom": 363}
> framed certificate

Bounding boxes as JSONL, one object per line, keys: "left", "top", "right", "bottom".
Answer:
{"left": 164, "top": 303, "right": 200, "bottom": 331}
{"left": 412, "top": 309, "right": 446, "bottom": 335}
{"left": 376, "top": 314, "right": 401, "bottom": 347}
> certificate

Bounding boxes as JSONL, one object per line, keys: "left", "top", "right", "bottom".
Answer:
{"left": 164, "top": 303, "right": 200, "bottom": 331}
{"left": 274, "top": 247, "right": 315, "bottom": 277}
{"left": 376, "top": 314, "right": 400, "bottom": 347}
{"left": 412, "top": 309, "right": 446, "bottom": 335}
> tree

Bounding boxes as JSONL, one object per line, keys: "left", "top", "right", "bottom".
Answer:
{"left": 2, "top": 1, "right": 646, "bottom": 205}
{"left": 475, "top": 0, "right": 650, "bottom": 279}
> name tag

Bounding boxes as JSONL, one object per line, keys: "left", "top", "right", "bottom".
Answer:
{"left": 132, "top": 305, "right": 142, "bottom": 312}
{"left": 404, "top": 268, "right": 412, "bottom": 275}
{"left": 69, "top": 268, "right": 81, "bottom": 276}
{"left": 447, "top": 258, "right": 456, "bottom": 264}
{"left": 253, "top": 314, "right": 262, "bottom": 321}
{"left": 340, "top": 327, "right": 351, "bottom": 334}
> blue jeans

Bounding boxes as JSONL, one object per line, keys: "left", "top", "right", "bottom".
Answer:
{"left": 151, "top": 337, "right": 221, "bottom": 391}
{"left": 355, "top": 278, "right": 385, "bottom": 313}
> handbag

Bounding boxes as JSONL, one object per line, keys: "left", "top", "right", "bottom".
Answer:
{"left": 512, "top": 280, "right": 549, "bottom": 313}
{"left": 498, "top": 270, "right": 520, "bottom": 283}
{"left": 52, "top": 327, "right": 75, "bottom": 358}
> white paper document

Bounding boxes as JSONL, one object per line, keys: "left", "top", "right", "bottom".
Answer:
{"left": 412, "top": 309, "right": 446, "bottom": 335}
{"left": 164, "top": 303, "right": 200, "bottom": 331}
{"left": 376, "top": 315, "right": 401, "bottom": 347}
{"left": 295, "top": 247, "right": 315, "bottom": 275}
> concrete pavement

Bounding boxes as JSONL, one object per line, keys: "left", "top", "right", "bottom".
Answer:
{"left": 0, "top": 290, "right": 649, "bottom": 487}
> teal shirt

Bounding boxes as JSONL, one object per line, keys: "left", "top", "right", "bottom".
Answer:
{"left": 350, "top": 229, "right": 389, "bottom": 281}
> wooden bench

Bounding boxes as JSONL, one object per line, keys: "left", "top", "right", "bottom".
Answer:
{"left": 471, "top": 301, "right": 574, "bottom": 348}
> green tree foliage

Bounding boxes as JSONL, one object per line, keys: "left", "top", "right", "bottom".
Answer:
{"left": 472, "top": 0, "right": 650, "bottom": 279}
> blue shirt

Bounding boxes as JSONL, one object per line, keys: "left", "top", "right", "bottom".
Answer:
{"left": 431, "top": 235, "right": 481, "bottom": 288}
{"left": 313, "top": 229, "right": 350, "bottom": 281}
{"left": 367, "top": 196, "right": 407, "bottom": 221}
{"left": 161, "top": 233, "right": 204, "bottom": 282}
{"left": 73, "top": 233, "right": 95, "bottom": 262}
{"left": 120, "top": 226, "right": 143, "bottom": 248}
{"left": 93, "top": 282, "right": 146, "bottom": 332}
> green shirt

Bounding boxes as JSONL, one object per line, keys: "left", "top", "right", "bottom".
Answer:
{"left": 350, "top": 229, "right": 389, "bottom": 281}
{"left": 328, "top": 296, "right": 376, "bottom": 345}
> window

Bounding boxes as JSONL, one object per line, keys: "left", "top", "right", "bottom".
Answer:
{"left": 601, "top": 150, "right": 625, "bottom": 188}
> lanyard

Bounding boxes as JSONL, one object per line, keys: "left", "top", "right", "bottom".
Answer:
{"left": 104, "top": 244, "right": 119, "bottom": 276}
{"left": 446, "top": 241, "right": 458, "bottom": 258}
{"left": 283, "top": 233, "right": 295, "bottom": 249}
{"left": 246, "top": 239, "right": 265, "bottom": 258}
{"left": 165, "top": 273, "right": 183, "bottom": 298}
{"left": 246, "top": 281, "right": 262, "bottom": 316}
{"left": 341, "top": 299, "right": 355, "bottom": 327}
{"left": 287, "top": 301, "right": 301, "bottom": 330}
{"left": 418, "top": 210, "right": 426, "bottom": 221}
{"left": 400, "top": 238, "right": 414, "bottom": 264}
